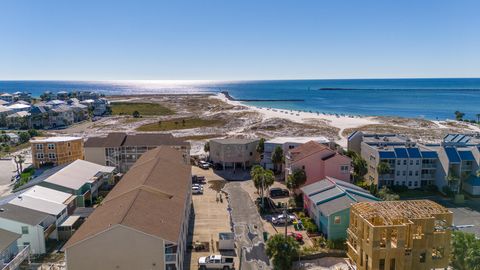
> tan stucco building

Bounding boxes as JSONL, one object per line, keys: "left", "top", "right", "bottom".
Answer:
{"left": 209, "top": 138, "right": 259, "bottom": 169}
{"left": 347, "top": 200, "right": 452, "bottom": 270}
{"left": 30, "top": 136, "right": 84, "bottom": 168}
{"left": 64, "top": 146, "right": 191, "bottom": 270}
{"left": 84, "top": 132, "right": 190, "bottom": 173}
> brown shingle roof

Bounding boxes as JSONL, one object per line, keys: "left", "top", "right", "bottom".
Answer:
{"left": 289, "top": 141, "right": 333, "bottom": 162}
{"left": 64, "top": 146, "right": 191, "bottom": 248}
{"left": 84, "top": 132, "right": 188, "bottom": 148}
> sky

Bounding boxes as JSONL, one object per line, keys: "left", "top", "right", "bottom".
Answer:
{"left": 0, "top": 0, "right": 479, "bottom": 80}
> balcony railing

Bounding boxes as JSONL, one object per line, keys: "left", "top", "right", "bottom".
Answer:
{"left": 1, "top": 245, "right": 30, "bottom": 270}
{"left": 165, "top": 254, "right": 177, "bottom": 263}
{"left": 44, "top": 223, "right": 56, "bottom": 238}
{"left": 422, "top": 164, "right": 436, "bottom": 169}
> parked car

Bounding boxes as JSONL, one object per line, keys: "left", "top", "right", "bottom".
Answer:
{"left": 288, "top": 232, "right": 303, "bottom": 242}
{"left": 192, "top": 185, "right": 204, "bottom": 195}
{"left": 269, "top": 188, "right": 289, "bottom": 198}
{"left": 198, "top": 254, "right": 235, "bottom": 270}
{"left": 192, "top": 175, "right": 206, "bottom": 184}
{"left": 198, "top": 160, "right": 210, "bottom": 169}
{"left": 271, "top": 213, "right": 296, "bottom": 225}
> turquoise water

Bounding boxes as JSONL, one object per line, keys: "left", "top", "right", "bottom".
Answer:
{"left": 0, "top": 78, "right": 479, "bottom": 120}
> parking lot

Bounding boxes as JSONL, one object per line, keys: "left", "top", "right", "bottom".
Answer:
{"left": 186, "top": 167, "right": 239, "bottom": 270}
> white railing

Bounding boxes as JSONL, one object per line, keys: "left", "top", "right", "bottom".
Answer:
{"left": 1, "top": 245, "right": 30, "bottom": 270}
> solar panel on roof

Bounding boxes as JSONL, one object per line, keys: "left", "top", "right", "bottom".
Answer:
{"left": 444, "top": 147, "right": 461, "bottom": 163}
{"left": 406, "top": 148, "right": 421, "bottom": 158}
{"left": 421, "top": 151, "right": 438, "bottom": 159}
{"left": 379, "top": 151, "right": 396, "bottom": 159}
{"left": 458, "top": 150, "right": 475, "bottom": 161}
{"left": 394, "top": 148, "right": 409, "bottom": 158}
{"left": 460, "top": 136, "right": 471, "bottom": 144}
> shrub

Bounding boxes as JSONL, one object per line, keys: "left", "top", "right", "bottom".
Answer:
{"left": 327, "top": 239, "right": 347, "bottom": 250}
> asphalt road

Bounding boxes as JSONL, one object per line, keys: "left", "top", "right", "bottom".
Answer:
{"left": 224, "top": 182, "right": 271, "bottom": 270}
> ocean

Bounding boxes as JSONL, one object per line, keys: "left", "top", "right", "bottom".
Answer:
{"left": 0, "top": 78, "right": 479, "bottom": 120}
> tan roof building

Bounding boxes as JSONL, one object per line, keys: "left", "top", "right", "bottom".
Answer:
{"left": 84, "top": 132, "right": 190, "bottom": 172}
{"left": 65, "top": 146, "right": 192, "bottom": 270}
{"left": 347, "top": 200, "right": 452, "bottom": 270}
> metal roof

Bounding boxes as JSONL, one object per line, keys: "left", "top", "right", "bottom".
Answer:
{"left": 0, "top": 204, "right": 49, "bottom": 226}
{"left": 421, "top": 151, "right": 438, "bottom": 159}
{"left": 9, "top": 195, "right": 66, "bottom": 216}
{"left": 0, "top": 228, "right": 20, "bottom": 251}
{"left": 458, "top": 150, "right": 475, "bottom": 161}
{"left": 379, "top": 151, "right": 396, "bottom": 159}
{"left": 407, "top": 148, "right": 422, "bottom": 158}
{"left": 301, "top": 177, "right": 379, "bottom": 216}
{"left": 43, "top": 160, "right": 115, "bottom": 190}
{"left": 394, "top": 148, "right": 409, "bottom": 158}
{"left": 444, "top": 147, "right": 461, "bottom": 163}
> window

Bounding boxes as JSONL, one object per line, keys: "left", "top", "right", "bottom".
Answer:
{"left": 47, "top": 143, "right": 55, "bottom": 150}
{"left": 410, "top": 160, "right": 413, "bottom": 165}
{"left": 408, "top": 181, "right": 412, "bottom": 186}
{"left": 341, "top": 165, "right": 349, "bottom": 174}
{"left": 21, "top": 226, "right": 29, "bottom": 234}
{"left": 67, "top": 142, "right": 71, "bottom": 147}
{"left": 48, "top": 153, "right": 56, "bottom": 159}
{"left": 36, "top": 144, "right": 43, "bottom": 150}
{"left": 409, "top": 171, "right": 412, "bottom": 176}
{"left": 402, "top": 171, "right": 406, "bottom": 176}
{"left": 390, "top": 259, "right": 396, "bottom": 270}
{"left": 334, "top": 216, "right": 341, "bottom": 224}
{"left": 403, "top": 160, "right": 407, "bottom": 165}
{"left": 22, "top": 242, "right": 30, "bottom": 247}
{"left": 379, "top": 259, "right": 385, "bottom": 270}
{"left": 415, "top": 171, "right": 419, "bottom": 176}
{"left": 396, "top": 171, "right": 400, "bottom": 176}
{"left": 420, "top": 252, "right": 426, "bottom": 263}
{"left": 69, "top": 151, "right": 72, "bottom": 156}
{"left": 289, "top": 145, "right": 295, "bottom": 149}
{"left": 416, "top": 160, "right": 420, "bottom": 165}
{"left": 36, "top": 153, "right": 44, "bottom": 159}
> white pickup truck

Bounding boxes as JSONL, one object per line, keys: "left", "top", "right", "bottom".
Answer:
{"left": 198, "top": 254, "right": 235, "bottom": 270}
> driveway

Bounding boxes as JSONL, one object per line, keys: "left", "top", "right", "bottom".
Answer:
{"left": 0, "top": 159, "right": 17, "bottom": 196}
{"left": 224, "top": 182, "right": 271, "bottom": 270}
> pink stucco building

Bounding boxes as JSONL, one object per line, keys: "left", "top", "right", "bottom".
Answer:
{"left": 285, "top": 141, "right": 352, "bottom": 186}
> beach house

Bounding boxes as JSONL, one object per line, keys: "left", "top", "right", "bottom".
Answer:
{"left": 84, "top": 132, "right": 190, "bottom": 173}
{"left": 285, "top": 141, "right": 352, "bottom": 185}
{"left": 261, "top": 136, "right": 331, "bottom": 171}
{"left": 209, "top": 138, "right": 260, "bottom": 170}
{"left": 36, "top": 160, "right": 116, "bottom": 207}
{"left": 64, "top": 146, "right": 191, "bottom": 270}
{"left": 0, "top": 203, "right": 54, "bottom": 254}
{"left": 301, "top": 177, "right": 379, "bottom": 240}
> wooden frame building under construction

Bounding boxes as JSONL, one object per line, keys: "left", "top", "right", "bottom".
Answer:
{"left": 346, "top": 200, "right": 452, "bottom": 270}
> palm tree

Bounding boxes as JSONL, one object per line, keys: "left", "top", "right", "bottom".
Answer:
{"left": 250, "top": 165, "right": 274, "bottom": 208}
{"left": 377, "top": 162, "right": 391, "bottom": 186}
{"left": 14, "top": 155, "right": 25, "bottom": 174}
{"left": 271, "top": 146, "right": 284, "bottom": 173}
{"left": 286, "top": 168, "right": 307, "bottom": 191}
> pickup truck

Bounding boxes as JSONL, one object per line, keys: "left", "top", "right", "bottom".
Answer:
{"left": 198, "top": 254, "right": 235, "bottom": 270}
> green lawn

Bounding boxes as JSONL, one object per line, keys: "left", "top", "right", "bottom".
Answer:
{"left": 111, "top": 102, "right": 174, "bottom": 116}
{"left": 136, "top": 118, "right": 224, "bottom": 131}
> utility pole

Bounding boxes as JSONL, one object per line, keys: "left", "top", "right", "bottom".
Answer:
{"left": 284, "top": 208, "right": 288, "bottom": 238}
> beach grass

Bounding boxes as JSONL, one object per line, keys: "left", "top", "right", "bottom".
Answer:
{"left": 136, "top": 118, "right": 224, "bottom": 131}
{"left": 111, "top": 102, "right": 174, "bottom": 116}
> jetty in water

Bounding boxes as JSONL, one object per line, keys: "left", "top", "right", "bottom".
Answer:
{"left": 221, "top": 91, "right": 304, "bottom": 102}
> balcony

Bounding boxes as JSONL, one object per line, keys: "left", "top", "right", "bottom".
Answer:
{"left": 44, "top": 223, "right": 56, "bottom": 238}
{"left": 2, "top": 245, "right": 30, "bottom": 270}
{"left": 422, "top": 164, "right": 436, "bottom": 169}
